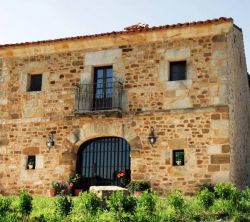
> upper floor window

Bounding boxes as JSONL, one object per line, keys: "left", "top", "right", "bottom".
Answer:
{"left": 28, "top": 74, "right": 42, "bottom": 92}
{"left": 93, "top": 66, "right": 113, "bottom": 110}
{"left": 169, "top": 61, "right": 186, "bottom": 81}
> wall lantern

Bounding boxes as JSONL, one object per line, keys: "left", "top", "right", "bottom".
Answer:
{"left": 148, "top": 127, "right": 156, "bottom": 145}
{"left": 46, "top": 132, "right": 55, "bottom": 150}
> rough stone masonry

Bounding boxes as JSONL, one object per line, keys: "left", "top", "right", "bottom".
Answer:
{"left": 0, "top": 17, "right": 249, "bottom": 195}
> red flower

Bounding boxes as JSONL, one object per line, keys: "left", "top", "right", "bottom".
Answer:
{"left": 117, "top": 170, "right": 125, "bottom": 178}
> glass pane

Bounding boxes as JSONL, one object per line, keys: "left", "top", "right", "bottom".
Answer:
{"left": 170, "top": 61, "right": 186, "bottom": 81}
{"left": 29, "top": 74, "right": 42, "bottom": 91}
{"left": 106, "top": 82, "right": 112, "bottom": 88}
{"left": 106, "top": 88, "right": 112, "bottom": 98}
{"left": 96, "top": 89, "right": 103, "bottom": 98}
{"left": 96, "top": 79, "right": 103, "bottom": 89}
{"left": 97, "top": 78, "right": 103, "bottom": 84}
{"left": 106, "top": 68, "right": 113, "bottom": 78}
{"left": 96, "top": 69, "right": 103, "bottom": 79}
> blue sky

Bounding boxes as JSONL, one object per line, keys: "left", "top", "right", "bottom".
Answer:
{"left": 0, "top": 0, "right": 249, "bottom": 71}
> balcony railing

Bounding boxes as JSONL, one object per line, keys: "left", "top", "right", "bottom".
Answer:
{"left": 74, "top": 81, "right": 123, "bottom": 114}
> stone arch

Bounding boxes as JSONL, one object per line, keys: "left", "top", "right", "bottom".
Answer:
{"left": 63, "top": 122, "right": 142, "bottom": 155}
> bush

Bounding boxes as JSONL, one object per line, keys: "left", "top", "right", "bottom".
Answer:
{"left": 19, "top": 189, "right": 33, "bottom": 216}
{"left": 167, "top": 190, "right": 185, "bottom": 210}
{"left": 29, "top": 195, "right": 58, "bottom": 222}
{"left": 233, "top": 213, "right": 250, "bottom": 222}
{"left": 96, "top": 211, "right": 117, "bottom": 222}
{"left": 0, "top": 213, "right": 20, "bottom": 222}
{"left": 0, "top": 195, "right": 11, "bottom": 216}
{"left": 158, "top": 206, "right": 181, "bottom": 222}
{"left": 127, "top": 181, "right": 150, "bottom": 193}
{"left": 199, "top": 183, "right": 215, "bottom": 193}
{"left": 73, "top": 192, "right": 102, "bottom": 215}
{"left": 135, "top": 191, "right": 158, "bottom": 222}
{"left": 197, "top": 188, "right": 215, "bottom": 209}
{"left": 137, "top": 191, "right": 157, "bottom": 213}
{"left": 210, "top": 199, "right": 235, "bottom": 220}
{"left": 55, "top": 195, "right": 72, "bottom": 217}
{"left": 52, "top": 181, "right": 68, "bottom": 195}
{"left": 214, "top": 183, "right": 238, "bottom": 201}
{"left": 29, "top": 214, "right": 46, "bottom": 222}
{"left": 236, "top": 187, "right": 250, "bottom": 214}
{"left": 107, "top": 191, "right": 136, "bottom": 214}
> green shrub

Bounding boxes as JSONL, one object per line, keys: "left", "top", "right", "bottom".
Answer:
{"left": 214, "top": 183, "right": 238, "bottom": 201}
{"left": 137, "top": 191, "right": 157, "bottom": 213}
{"left": 29, "top": 195, "right": 59, "bottom": 222}
{"left": 210, "top": 199, "right": 235, "bottom": 220}
{"left": 96, "top": 211, "right": 117, "bottom": 222}
{"left": 237, "top": 187, "right": 250, "bottom": 214}
{"left": 197, "top": 188, "right": 215, "bottom": 209}
{"left": 73, "top": 192, "right": 102, "bottom": 215}
{"left": 199, "top": 183, "right": 215, "bottom": 193}
{"left": 0, "top": 213, "right": 20, "bottom": 222}
{"left": 135, "top": 191, "right": 158, "bottom": 222}
{"left": 29, "top": 214, "right": 46, "bottom": 222}
{"left": 0, "top": 195, "right": 11, "bottom": 216}
{"left": 167, "top": 190, "right": 185, "bottom": 210}
{"left": 19, "top": 189, "right": 33, "bottom": 216}
{"left": 127, "top": 181, "right": 150, "bottom": 193}
{"left": 55, "top": 195, "right": 72, "bottom": 217}
{"left": 107, "top": 191, "right": 136, "bottom": 213}
{"left": 233, "top": 213, "right": 250, "bottom": 222}
{"left": 158, "top": 206, "right": 181, "bottom": 222}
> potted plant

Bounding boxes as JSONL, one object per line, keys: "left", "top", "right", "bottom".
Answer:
{"left": 117, "top": 169, "right": 130, "bottom": 187}
{"left": 47, "top": 185, "right": 55, "bottom": 197}
{"left": 27, "top": 159, "right": 35, "bottom": 170}
{"left": 127, "top": 181, "right": 150, "bottom": 196}
{"left": 176, "top": 160, "right": 182, "bottom": 165}
{"left": 68, "top": 174, "right": 81, "bottom": 196}
{"left": 49, "top": 181, "right": 68, "bottom": 196}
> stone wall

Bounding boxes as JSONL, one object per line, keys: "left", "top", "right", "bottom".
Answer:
{"left": 0, "top": 108, "right": 230, "bottom": 195}
{"left": 0, "top": 19, "right": 247, "bottom": 195}
{"left": 227, "top": 26, "right": 250, "bottom": 188}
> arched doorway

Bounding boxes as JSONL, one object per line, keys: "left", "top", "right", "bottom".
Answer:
{"left": 76, "top": 137, "right": 131, "bottom": 189}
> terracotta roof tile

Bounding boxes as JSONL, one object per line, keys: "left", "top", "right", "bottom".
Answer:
{"left": 0, "top": 17, "right": 233, "bottom": 48}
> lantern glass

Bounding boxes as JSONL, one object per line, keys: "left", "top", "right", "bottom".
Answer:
{"left": 46, "top": 133, "right": 55, "bottom": 150}
{"left": 148, "top": 127, "right": 156, "bottom": 145}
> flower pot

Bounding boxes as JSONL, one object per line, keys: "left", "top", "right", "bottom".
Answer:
{"left": 74, "top": 189, "right": 82, "bottom": 196}
{"left": 133, "top": 191, "right": 142, "bottom": 197}
{"left": 47, "top": 188, "right": 55, "bottom": 197}
{"left": 176, "top": 160, "right": 182, "bottom": 166}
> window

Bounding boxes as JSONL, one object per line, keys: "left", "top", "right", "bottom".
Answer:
{"left": 169, "top": 61, "right": 186, "bottom": 81}
{"left": 93, "top": 66, "right": 113, "bottom": 110}
{"left": 28, "top": 74, "right": 42, "bottom": 91}
{"left": 27, "top": 155, "right": 36, "bottom": 170}
{"left": 173, "top": 150, "right": 185, "bottom": 166}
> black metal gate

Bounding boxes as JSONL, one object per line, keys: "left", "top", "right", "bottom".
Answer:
{"left": 76, "top": 137, "right": 131, "bottom": 188}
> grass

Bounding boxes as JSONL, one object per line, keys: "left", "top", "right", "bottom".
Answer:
{"left": 1, "top": 183, "right": 250, "bottom": 222}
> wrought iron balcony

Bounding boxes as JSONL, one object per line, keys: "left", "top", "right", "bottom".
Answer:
{"left": 74, "top": 81, "right": 123, "bottom": 114}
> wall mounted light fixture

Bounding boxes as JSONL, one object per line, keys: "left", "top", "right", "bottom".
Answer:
{"left": 148, "top": 127, "right": 156, "bottom": 145}
{"left": 46, "top": 132, "right": 55, "bottom": 150}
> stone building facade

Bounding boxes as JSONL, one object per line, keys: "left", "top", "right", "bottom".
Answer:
{"left": 0, "top": 17, "right": 249, "bottom": 195}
